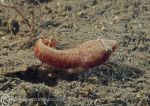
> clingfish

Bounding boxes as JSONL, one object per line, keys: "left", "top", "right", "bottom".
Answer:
{"left": 34, "top": 38, "right": 117, "bottom": 73}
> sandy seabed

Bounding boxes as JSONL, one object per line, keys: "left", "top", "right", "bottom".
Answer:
{"left": 0, "top": 0, "right": 150, "bottom": 106}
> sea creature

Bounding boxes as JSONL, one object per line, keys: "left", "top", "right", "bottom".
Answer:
{"left": 33, "top": 38, "right": 117, "bottom": 75}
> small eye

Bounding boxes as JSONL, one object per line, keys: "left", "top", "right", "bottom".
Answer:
{"left": 106, "top": 48, "right": 112, "bottom": 54}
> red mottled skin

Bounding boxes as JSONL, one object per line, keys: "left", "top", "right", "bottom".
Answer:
{"left": 34, "top": 38, "right": 117, "bottom": 75}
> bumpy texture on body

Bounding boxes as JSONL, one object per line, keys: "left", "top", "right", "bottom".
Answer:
{"left": 34, "top": 38, "right": 117, "bottom": 70}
